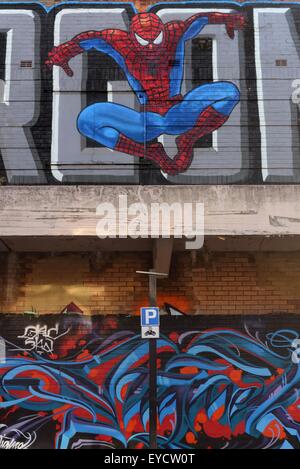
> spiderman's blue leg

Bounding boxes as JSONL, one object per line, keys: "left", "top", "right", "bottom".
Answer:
{"left": 76, "top": 81, "right": 239, "bottom": 174}
{"left": 77, "top": 82, "right": 239, "bottom": 146}
{"left": 77, "top": 102, "right": 164, "bottom": 148}
{"left": 163, "top": 81, "right": 240, "bottom": 135}
{"left": 77, "top": 103, "right": 177, "bottom": 171}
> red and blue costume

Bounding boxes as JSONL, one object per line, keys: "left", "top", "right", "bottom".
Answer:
{"left": 46, "top": 12, "right": 245, "bottom": 175}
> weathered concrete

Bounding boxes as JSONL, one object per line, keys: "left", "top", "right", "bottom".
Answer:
{"left": 0, "top": 185, "right": 300, "bottom": 238}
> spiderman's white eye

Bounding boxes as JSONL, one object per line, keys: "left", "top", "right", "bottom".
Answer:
{"left": 153, "top": 31, "right": 163, "bottom": 45}
{"left": 135, "top": 33, "right": 149, "bottom": 46}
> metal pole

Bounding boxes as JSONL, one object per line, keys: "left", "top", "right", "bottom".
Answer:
{"left": 136, "top": 270, "right": 167, "bottom": 449}
{"left": 149, "top": 271, "right": 157, "bottom": 449}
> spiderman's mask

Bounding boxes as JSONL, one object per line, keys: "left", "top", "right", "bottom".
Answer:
{"left": 130, "top": 13, "right": 166, "bottom": 52}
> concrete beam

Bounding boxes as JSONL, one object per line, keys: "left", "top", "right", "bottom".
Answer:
{"left": 0, "top": 240, "right": 9, "bottom": 252}
{"left": 1, "top": 185, "right": 300, "bottom": 237}
{"left": 0, "top": 236, "right": 153, "bottom": 252}
{"left": 2, "top": 236, "right": 155, "bottom": 253}
{"left": 205, "top": 235, "right": 300, "bottom": 252}
{"left": 153, "top": 238, "right": 174, "bottom": 275}
{"left": 2, "top": 234, "right": 300, "bottom": 253}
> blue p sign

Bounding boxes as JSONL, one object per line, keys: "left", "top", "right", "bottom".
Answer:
{"left": 140, "top": 307, "right": 160, "bottom": 326}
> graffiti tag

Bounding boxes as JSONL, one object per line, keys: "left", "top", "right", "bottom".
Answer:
{"left": 18, "top": 323, "right": 70, "bottom": 355}
{"left": 0, "top": 425, "right": 36, "bottom": 449}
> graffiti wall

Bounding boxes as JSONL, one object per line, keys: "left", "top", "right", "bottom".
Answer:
{"left": 0, "top": 313, "right": 300, "bottom": 449}
{"left": 0, "top": 1, "right": 300, "bottom": 184}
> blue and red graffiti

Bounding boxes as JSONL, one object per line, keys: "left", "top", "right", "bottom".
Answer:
{"left": 0, "top": 315, "right": 300, "bottom": 449}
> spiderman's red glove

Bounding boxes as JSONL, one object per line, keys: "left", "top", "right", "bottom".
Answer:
{"left": 45, "top": 41, "right": 83, "bottom": 77}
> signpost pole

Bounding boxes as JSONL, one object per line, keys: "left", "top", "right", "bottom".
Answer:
{"left": 136, "top": 270, "right": 167, "bottom": 450}
{"left": 149, "top": 271, "right": 157, "bottom": 449}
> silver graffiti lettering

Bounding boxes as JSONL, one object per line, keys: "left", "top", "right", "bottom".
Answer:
{"left": 18, "top": 323, "right": 70, "bottom": 354}
{"left": 0, "top": 425, "right": 37, "bottom": 450}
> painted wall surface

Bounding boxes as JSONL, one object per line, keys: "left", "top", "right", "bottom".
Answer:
{"left": 0, "top": 1, "right": 300, "bottom": 184}
{"left": 0, "top": 313, "right": 300, "bottom": 449}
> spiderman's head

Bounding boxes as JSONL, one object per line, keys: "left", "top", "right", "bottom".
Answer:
{"left": 130, "top": 13, "right": 166, "bottom": 52}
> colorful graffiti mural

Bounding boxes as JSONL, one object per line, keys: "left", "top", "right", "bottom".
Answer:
{"left": 0, "top": 1, "right": 300, "bottom": 184}
{"left": 0, "top": 313, "right": 300, "bottom": 449}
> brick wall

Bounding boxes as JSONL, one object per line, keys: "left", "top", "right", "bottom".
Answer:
{"left": 1, "top": 251, "right": 300, "bottom": 315}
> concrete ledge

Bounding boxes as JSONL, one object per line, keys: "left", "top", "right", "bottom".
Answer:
{"left": 1, "top": 235, "right": 300, "bottom": 252}
{"left": 0, "top": 185, "right": 300, "bottom": 237}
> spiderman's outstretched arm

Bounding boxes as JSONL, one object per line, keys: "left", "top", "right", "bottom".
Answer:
{"left": 46, "top": 29, "right": 129, "bottom": 77}
{"left": 167, "top": 12, "right": 245, "bottom": 43}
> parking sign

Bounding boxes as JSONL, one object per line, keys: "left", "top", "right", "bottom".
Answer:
{"left": 141, "top": 307, "right": 160, "bottom": 326}
{"left": 140, "top": 307, "right": 160, "bottom": 339}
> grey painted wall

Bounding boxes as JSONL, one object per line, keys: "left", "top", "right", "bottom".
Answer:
{"left": 0, "top": 2, "right": 300, "bottom": 185}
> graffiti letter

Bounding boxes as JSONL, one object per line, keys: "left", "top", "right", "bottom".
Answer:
{"left": 155, "top": 7, "right": 248, "bottom": 183}
{"left": 0, "top": 10, "right": 45, "bottom": 184}
{"left": 51, "top": 7, "right": 139, "bottom": 183}
{"left": 254, "top": 8, "right": 300, "bottom": 182}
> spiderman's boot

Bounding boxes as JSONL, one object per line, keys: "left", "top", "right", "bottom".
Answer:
{"left": 115, "top": 135, "right": 179, "bottom": 175}
{"left": 172, "top": 106, "right": 229, "bottom": 174}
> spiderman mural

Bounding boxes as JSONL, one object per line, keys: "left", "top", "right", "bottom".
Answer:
{"left": 46, "top": 12, "right": 245, "bottom": 175}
